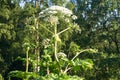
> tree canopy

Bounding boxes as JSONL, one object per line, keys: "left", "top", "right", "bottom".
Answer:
{"left": 0, "top": 0, "right": 120, "bottom": 80}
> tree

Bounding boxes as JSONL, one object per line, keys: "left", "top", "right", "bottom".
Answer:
{"left": 72, "top": 0, "right": 120, "bottom": 79}
{"left": 0, "top": 0, "right": 17, "bottom": 77}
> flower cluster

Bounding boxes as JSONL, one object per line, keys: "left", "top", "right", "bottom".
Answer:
{"left": 38, "top": 5, "right": 77, "bottom": 20}
{"left": 44, "top": 15, "right": 58, "bottom": 24}
{"left": 71, "top": 15, "right": 77, "bottom": 20}
{"left": 42, "top": 38, "right": 51, "bottom": 48}
{"left": 39, "top": 6, "right": 73, "bottom": 17}
{"left": 38, "top": 5, "right": 79, "bottom": 30}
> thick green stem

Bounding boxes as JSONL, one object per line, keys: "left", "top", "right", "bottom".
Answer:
{"left": 54, "top": 24, "right": 63, "bottom": 74}
{"left": 57, "top": 27, "right": 70, "bottom": 35}
{"left": 46, "top": 62, "right": 50, "bottom": 75}
{"left": 71, "top": 49, "right": 90, "bottom": 61}
{"left": 55, "top": 40, "right": 59, "bottom": 62}
{"left": 34, "top": 19, "right": 40, "bottom": 72}
{"left": 26, "top": 47, "right": 29, "bottom": 73}
{"left": 54, "top": 24, "right": 59, "bottom": 62}
{"left": 36, "top": 48, "right": 40, "bottom": 72}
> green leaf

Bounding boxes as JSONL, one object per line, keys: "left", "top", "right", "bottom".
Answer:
{"left": 69, "top": 42, "right": 80, "bottom": 54}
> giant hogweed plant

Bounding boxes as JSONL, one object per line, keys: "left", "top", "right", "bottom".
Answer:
{"left": 38, "top": 5, "right": 97, "bottom": 75}
{"left": 38, "top": 5, "right": 78, "bottom": 74}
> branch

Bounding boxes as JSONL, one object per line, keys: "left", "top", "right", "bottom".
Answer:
{"left": 41, "top": 26, "right": 54, "bottom": 34}
{"left": 57, "top": 27, "right": 70, "bottom": 35}
{"left": 52, "top": 27, "right": 70, "bottom": 38}
{"left": 36, "top": 18, "right": 54, "bottom": 34}
{"left": 63, "top": 67, "right": 71, "bottom": 74}
{"left": 71, "top": 49, "right": 90, "bottom": 61}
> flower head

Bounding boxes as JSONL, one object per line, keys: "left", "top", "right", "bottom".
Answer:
{"left": 48, "top": 6, "right": 73, "bottom": 16}
{"left": 72, "top": 15, "right": 77, "bottom": 20}
{"left": 44, "top": 15, "right": 58, "bottom": 24}
{"left": 39, "top": 6, "right": 73, "bottom": 18}
{"left": 38, "top": 5, "right": 78, "bottom": 25}
{"left": 42, "top": 38, "right": 51, "bottom": 48}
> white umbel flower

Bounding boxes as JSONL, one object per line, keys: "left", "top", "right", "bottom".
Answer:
{"left": 65, "top": 18, "right": 70, "bottom": 23}
{"left": 72, "top": 15, "right": 77, "bottom": 20}
{"left": 39, "top": 5, "right": 73, "bottom": 17}
{"left": 48, "top": 6, "right": 73, "bottom": 16}
{"left": 48, "top": 16, "right": 58, "bottom": 24}
{"left": 48, "top": 10, "right": 57, "bottom": 14}
{"left": 44, "top": 15, "right": 58, "bottom": 24}
{"left": 42, "top": 38, "right": 51, "bottom": 48}
{"left": 38, "top": 5, "right": 78, "bottom": 25}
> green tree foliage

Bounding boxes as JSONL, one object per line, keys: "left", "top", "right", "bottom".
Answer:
{"left": 74, "top": 0, "right": 120, "bottom": 53}
{"left": 1, "top": 0, "right": 120, "bottom": 80}
{"left": 72, "top": 0, "right": 120, "bottom": 79}
{"left": 0, "top": 74, "right": 4, "bottom": 80}
{"left": 0, "top": 0, "right": 18, "bottom": 78}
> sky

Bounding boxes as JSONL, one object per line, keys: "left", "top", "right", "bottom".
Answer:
{"left": 19, "top": 0, "right": 71, "bottom": 8}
